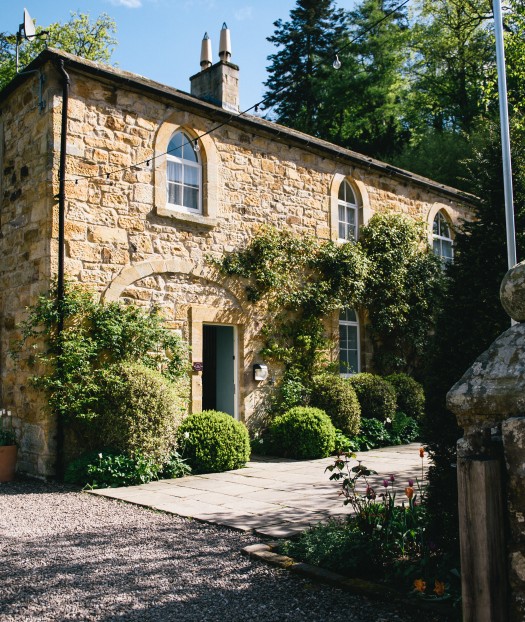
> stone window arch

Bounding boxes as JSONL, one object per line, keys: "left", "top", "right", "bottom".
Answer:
{"left": 154, "top": 115, "right": 218, "bottom": 226}
{"left": 329, "top": 174, "right": 371, "bottom": 241}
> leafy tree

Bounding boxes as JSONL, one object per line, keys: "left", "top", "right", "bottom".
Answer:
{"left": 0, "top": 12, "right": 117, "bottom": 91}
{"left": 263, "top": 0, "right": 347, "bottom": 136}
{"left": 323, "top": 0, "right": 410, "bottom": 158}
{"left": 423, "top": 123, "right": 525, "bottom": 547}
{"left": 406, "top": 0, "right": 493, "bottom": 136}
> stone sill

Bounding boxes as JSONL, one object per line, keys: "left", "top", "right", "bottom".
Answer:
{"left": 156, "top": 206, "right": 217, "bottom": 228}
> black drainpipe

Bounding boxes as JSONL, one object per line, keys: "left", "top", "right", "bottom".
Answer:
{"left": 55, "top": 59, "right": 69, "bottom": 479}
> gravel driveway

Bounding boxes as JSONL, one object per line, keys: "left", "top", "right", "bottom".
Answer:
{"left": 1, "top": 479, "right": 450, "bottom": 622}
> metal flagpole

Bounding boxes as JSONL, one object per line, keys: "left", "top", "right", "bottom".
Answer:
{"left": 493, "top": 0, "right": 517, "bottom": 270}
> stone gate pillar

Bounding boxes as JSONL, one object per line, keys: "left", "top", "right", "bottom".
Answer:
{"left": 447, "top": 260, "right": 525, "bottom": 622}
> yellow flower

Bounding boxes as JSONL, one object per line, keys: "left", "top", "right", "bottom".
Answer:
{"left": 405, "top": 486, "right": 414, "bottom": 500}
{"left": 434, "top": 580, "right": 446, "bottom": 596}
{"left": 413, "top": 578, "right": 426, "bottom": 593}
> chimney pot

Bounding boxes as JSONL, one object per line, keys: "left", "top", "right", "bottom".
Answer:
{"left": 219, "top": 22, "right": 231, "bottom": 61}
{"left": 200, "top": 32, "right": 212, "bottom": 69}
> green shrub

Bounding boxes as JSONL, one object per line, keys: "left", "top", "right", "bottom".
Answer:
{"left": 65, "top": 448, "right": 191, "bottom": 488}
{"left": 177, "top": 410, "right": 251, "bottom": 473}
{"left": 95, "top": 361, "right": 187, "bottom": 464}
{"left": 385, "top": 373, "right": 425, "bottom": 421}
{"left": 390, "top": 412, "right": 420, "bottom": 444}
{"left": 270, "top": 406, "right": 336, "bottom": 459}
{"left": 159, "top": 450, "right": 192, "bottom": 479}
{"left": 65, "top": 450, "right": 162, "bottom": 488}
{"left": 334, "top": 428, "right": 353, "bottom": 454}
{"left": 310, "top": 373, "right": 361, "bottom": 437}
{"left": 346, "top": 373, "right": 397, "bottom": 421}
{"left": 352, "top": 418, "right": 392, "bottom": 451}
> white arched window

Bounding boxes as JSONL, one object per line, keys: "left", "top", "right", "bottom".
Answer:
{"left": 433, "top": 211, "right": 453, "bottom": 263}
{"left": 338, "top": 181, "right": 358, "bottom": 241}
{"left": 339, "top": 308, "right": 360, "bottom": 376}
{"left": 166, "top": 131, "right": 201, "bottom": 214}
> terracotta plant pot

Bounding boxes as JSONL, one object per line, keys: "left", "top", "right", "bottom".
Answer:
{"left": 0, "top": 445, "right": 17, "bottom": 482}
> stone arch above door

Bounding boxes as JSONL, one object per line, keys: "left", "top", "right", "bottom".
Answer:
{"left": 102, "top": 258, "right": 244, "bottom": 310}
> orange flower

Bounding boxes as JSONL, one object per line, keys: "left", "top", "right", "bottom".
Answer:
{"left": 405, "top": 486, "right": 414, "bottom": 499}
{"left": 413, "top": 578, "right": 426, "bottom": 593}
{"left": 419, "top": 447, "right": 425, "bottom": 458}
{"left": 434, "top": 580, "right": 446, "bottom": 597}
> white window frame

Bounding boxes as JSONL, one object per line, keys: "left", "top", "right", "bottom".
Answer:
{"left": 339, "top": 308, "right": 360, "bottom": 377}
{"left": 432, "top": 211, "right": 454, "bottom": 263}
{"left": 338, "top": 180, "right": 359, "bottom": 242}
{"left": 166, "top": 131, "right": 202, "bottom": 215}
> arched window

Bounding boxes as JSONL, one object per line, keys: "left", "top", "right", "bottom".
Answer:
{"left": 433, "top": 211, "right": 453, "bottom": 263}
{"left": 338, "top": 180, "right": 358, "bottom": 241}
{"left": 339, "top": 308, "right": 360, "bottom": 376}
{"left": 166, "top": 131, "right": 201, "bottom": 214}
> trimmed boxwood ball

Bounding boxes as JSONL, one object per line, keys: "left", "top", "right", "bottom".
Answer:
{"left": 176, "top": 410, "right": 251, "bottom": 473}
{"left": 270, "top": 406, "right": 336, "bottom": 459}
{"left": 346, "top": 373, "right": 397, "bottom": 422}
{"left": 310, "top": 373, "right": 361, "bottom": 437}
{"left": 385, "top": 373, "right": 425, "bottom": 421}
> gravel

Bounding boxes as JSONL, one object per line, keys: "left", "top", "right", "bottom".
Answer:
{"left": 1, "top": 479, "right": 451, "bottom": 622}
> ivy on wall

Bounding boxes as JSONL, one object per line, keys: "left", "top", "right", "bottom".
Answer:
{"left": 218, "top": 214, "right": 446, "bottom": 381}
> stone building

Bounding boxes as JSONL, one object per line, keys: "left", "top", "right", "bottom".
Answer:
{"left": 0, "top": 37, "right": 474, "bottom": 477}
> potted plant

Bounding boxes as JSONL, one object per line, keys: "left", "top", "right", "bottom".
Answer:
{"left": 0, "top": 410, "right": 17, "bottom": 482}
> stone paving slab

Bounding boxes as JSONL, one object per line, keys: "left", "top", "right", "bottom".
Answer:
{"left": 87, "top": 443, "right": 428, "bottom": 537}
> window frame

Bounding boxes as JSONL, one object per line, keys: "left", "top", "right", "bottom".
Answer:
{"left": 432, "top": 211, "right": 454, "bottom": 263}
{"left": 338, "top": 180, "right": 359, "bottom": 242}
{"left": 339, "top": 308, "right": 360, "bottom": 377}
{"left": 166, "top": 131, "right": 202, "bottom": 215}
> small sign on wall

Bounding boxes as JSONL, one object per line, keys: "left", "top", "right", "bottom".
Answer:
{"left": 192, "top": 362, "right": 204, "bottom": 372}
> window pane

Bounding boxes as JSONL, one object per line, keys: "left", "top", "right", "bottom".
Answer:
{"left": 167, "top": 182, "right": 182, "bottom": 206}
{"left": 183, "top": 186, "right": 199, "bottom": 210}
{"left": 182, "top": 139, "right": 198, "bottom": 162}
{"left": 167, "top": 131, "right": 184, "bottom": 156}
{"left": 185, "top": 165, "right": 199, "bottom": 187}
{"left": 443, "top": 240, "right": 453, "bottom": 259}
{"left": 340, "top": 308, "right": 356, "bottom": 322}
{"left": 339, "top": 350, "right": 349, "bottom": 374}
{"left": 167, "top": 161, "right": 182, "bottom": 183}
{"left": 347, "top": 347, "right": 358, "bottom": 374}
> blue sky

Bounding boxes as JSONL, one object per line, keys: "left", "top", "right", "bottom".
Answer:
{"left": 3, "top": 0, "right": 355, "bottom": 111}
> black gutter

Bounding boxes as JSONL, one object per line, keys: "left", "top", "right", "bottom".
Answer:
{"left": 55, "top": 58, "right": 69, "bottom": 480}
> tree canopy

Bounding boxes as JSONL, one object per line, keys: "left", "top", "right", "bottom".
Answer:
{"left": 0, "top": 12, "right": 117, "bottom": 91}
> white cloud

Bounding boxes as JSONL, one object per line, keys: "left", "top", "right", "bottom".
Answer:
{"left": 234, "top": 6, "right": 253, "bottom": 21}
{"left": 109, "top": 0, "right": 142, "bottom": 8}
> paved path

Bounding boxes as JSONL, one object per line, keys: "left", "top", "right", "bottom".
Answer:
{"left": 89, "top": 443, "right": 427, "bottom": 538}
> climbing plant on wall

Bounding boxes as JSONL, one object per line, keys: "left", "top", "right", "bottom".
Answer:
{"left": 218, "top": 216, "right": 446, "bottom": 389}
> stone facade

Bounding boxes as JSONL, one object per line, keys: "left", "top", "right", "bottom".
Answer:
{"left": 0, "top": 48, "right": 475, "bottom": 477}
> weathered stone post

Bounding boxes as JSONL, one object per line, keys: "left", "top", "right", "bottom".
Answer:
{"left": 447, "top": 260, "right": 525, "bottom": 622}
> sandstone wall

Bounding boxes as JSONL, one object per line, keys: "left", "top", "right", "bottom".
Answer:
{"left": 0, "top": 59, "right": 473, "bottom": 476}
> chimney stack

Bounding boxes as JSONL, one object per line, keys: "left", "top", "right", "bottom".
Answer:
{"left": 190, "top": 23, "right": 239, "bottom": 113}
